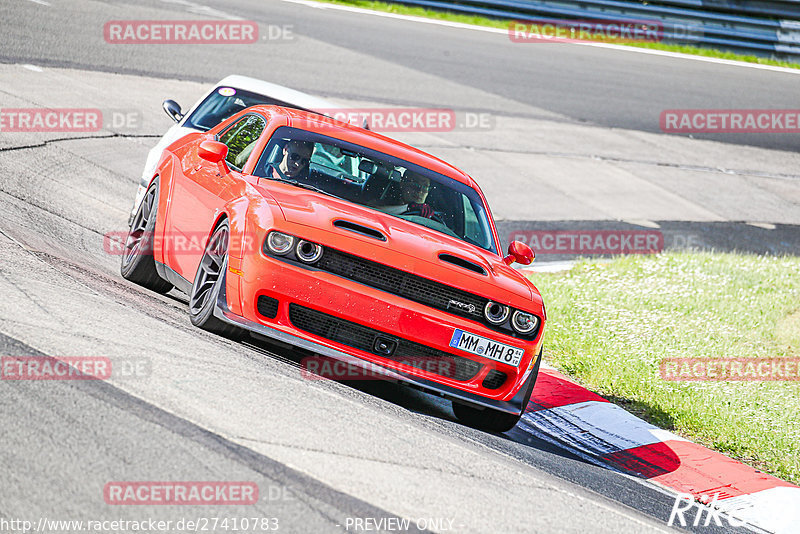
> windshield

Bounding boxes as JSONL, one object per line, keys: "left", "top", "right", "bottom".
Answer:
{"left": 185, "top": 86, "right": 312, "bottom": 131}
{"left": 254, "top": 126, "right": 497, "bottom": 253}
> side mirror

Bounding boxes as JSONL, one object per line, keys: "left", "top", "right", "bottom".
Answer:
{"left": 503, "top": 241, "right": 534, "bottom": 266}
{"left": 198, "top": 140, "right": 228, "bottom": 164}
{"left": 162, "top": 99, "right": 183, "bottom": 123}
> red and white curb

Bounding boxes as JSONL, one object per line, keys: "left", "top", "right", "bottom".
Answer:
{"left": 519, "top": 366, "right": 800, "bottom": 533}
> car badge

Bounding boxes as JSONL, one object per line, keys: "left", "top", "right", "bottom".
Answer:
{"left": 447, "top": 300, "right": 476, "bottom": 314}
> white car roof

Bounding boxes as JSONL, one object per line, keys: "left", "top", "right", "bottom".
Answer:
{"left": 215, "top": 75, "right": 339, "bottom": 113}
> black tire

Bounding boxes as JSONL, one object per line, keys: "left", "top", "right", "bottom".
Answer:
{"left": 453, "top": 348, "right": 543, "bottom": 433}
{"left": 188, "top": 220, "right": 245, "bottom": 340}
{"left": 120, "top": 179, "right": 173, "bottom": 294}
{"left": 452, "top": 402, "right": 522, "bottom": 433}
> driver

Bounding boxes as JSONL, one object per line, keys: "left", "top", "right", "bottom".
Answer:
{"left": 273, "top": 140, "right": 314, "bottom": 180}
{"left": 376, "top": 170, "right": 435, "bottom": 218}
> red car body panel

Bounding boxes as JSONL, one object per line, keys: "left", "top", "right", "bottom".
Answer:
{"left": 150, "top": 106, "right": 546, "bottom": 412}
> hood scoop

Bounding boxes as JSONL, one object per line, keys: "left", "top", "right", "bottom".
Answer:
{"left": 334, "top": 219, "right": 387, "bottom": 241}
{"left": 438, "top": 253, "right": 487, "bottom": 276}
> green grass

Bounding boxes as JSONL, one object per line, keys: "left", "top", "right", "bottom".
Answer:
{"left": 317, "top": 0, "right": 800, "bottom": 70}
{"left": 528, "top": 252, "right": 800, "bottom": 484}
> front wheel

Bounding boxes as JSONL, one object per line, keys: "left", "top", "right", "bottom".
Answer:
{"left": 452, "top": 402, "right": 522, "bottom": 433}
{"left": 453, "top": 348, "right": 542, "bottom": 433}
{"left": 188, "top": 220, "right": 245, "bottom": 340}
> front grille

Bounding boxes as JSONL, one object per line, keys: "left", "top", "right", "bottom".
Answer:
{"left": 316, "top": 248, "right": 487, "bottom": 321}
{"left": 288, "top": 304, "right": 482, "bottom": 381}
{"left": 257, "top": 295, "right": 279, "bottom": 319}
{"left": 482, "top": 369, "right": 508, "bottom": 390}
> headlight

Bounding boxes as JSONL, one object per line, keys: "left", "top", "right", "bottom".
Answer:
{"left": 484, "top": 301, "right": 510, "bottom": 325}
{"left": 511, "top": 310, "right": 539, "bottom": 334}
{"left": 266, "top": 231, "right": 295, "bottom": 255}
{"left": 296, "top": 240, "right": 323, "bottom": 264}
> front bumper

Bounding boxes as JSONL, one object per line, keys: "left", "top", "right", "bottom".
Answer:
{"left": 213, "top": 268, "right": 541, "bottom": 416}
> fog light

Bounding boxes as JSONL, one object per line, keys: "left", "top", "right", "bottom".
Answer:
{"left": 296, "top": 240, "right": 323, "bottom": 263}
{"left": 511, "top": 310, "right": 539, "bottom": 334}
{"left": 484, "top": 301, "right": 510, "bottom": 325}
{"left": 266, "top": 232, "right": 294, "bottom": 255}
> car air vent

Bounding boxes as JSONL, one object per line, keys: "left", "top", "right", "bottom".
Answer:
{"left": 257, "top": 295, "right": 279, "bottom": 319}
{"left": 289, "top": 304, "right": 482, "bottom": 381}
{"left": 438, "top": 253, "right": 487, "bottom": 276}
{"left": 333, "top": 220, "right": 386, "bottom": 241}
{"left": 482, "top": 369, "right": 507, "bottom": 389}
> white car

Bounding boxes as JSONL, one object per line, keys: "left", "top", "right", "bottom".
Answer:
{"left": 129, "top": 75, "right": 363, "bottom": 224}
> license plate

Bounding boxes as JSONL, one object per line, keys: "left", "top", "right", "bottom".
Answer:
{"left": 449, "top": 329, "right": 524, "bottom": 367}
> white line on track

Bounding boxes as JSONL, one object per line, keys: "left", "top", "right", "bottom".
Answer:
{"left": 522, "top": 401, "right": 689, "bottom": 456}
{"left": 24, "top": 0, "right": 50, "bottom": 5}
{"left": 160, "top": 0, "right": 241, "bottom": 20}
{"left": 281, "top": 0, "right": 800, "bottom": 75}
{"left": 442, "top": 418, "right": 678, "bottom": 533}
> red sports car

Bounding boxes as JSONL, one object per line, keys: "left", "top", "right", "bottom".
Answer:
{"left": 121, "top": 105, "right": 545, "bottom": 432}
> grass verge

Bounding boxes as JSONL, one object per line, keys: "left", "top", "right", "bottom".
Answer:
{"left": 316, "top": 0, "right": 800, "bottom": 70}
{"left": 528, "top": 252, "right": 800, "bottom": 484}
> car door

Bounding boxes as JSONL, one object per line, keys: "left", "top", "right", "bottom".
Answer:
{"left": 166, "top": 113, "right": 266, "bottom": 281}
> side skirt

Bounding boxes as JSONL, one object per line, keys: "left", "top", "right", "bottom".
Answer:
{"left": 155, "top": 261, "right": 193, "bottom": 294}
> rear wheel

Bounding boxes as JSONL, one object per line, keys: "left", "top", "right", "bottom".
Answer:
{"left": 188, "top": 220, "right": 245, "bottom": 340}
{"left": 453, "top": 348, "right": 542, "bottom": 433}
{"left": 120, "top": 179, "right": 173, "bottom": 294}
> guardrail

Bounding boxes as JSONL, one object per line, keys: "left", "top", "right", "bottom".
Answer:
{"left": 392, "top": 0, "right": 800, "bottom": 57}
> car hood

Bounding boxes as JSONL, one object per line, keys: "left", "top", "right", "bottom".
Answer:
{"left": 258, "top": 183, "right": 541, "bottom": 309}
